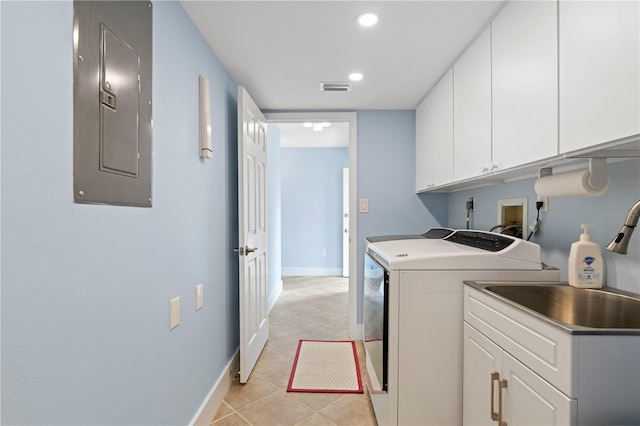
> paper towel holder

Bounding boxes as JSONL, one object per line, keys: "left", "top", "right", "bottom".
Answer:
{"left": 537, "top": 158, "right": 608, "bottom": 190}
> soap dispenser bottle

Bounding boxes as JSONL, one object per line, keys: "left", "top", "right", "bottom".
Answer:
{"left": 568, "top": 224, "right": 603, "bottom": 288}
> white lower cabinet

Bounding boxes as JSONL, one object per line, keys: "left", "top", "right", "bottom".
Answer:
{"left": 464, "top": 323, "right": 575, "bottom": 426}
{"left": 464, "top": 285, "right": 640, "bottom": 426}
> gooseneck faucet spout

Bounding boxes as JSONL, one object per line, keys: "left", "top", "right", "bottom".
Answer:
{"left": 607, "top": 200, "right": 640, "bottom": 255}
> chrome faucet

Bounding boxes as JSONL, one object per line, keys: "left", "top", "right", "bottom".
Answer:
{"left": 607, "top": 200, "right": 640, "bottom": 254}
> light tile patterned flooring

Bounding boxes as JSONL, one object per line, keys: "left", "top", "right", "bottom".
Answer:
{"left": 211, "top": 276, "right": 377, "bottom": 426}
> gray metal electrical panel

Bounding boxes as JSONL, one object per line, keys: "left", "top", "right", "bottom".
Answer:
{"left": 73, "top": 1, "right": 152, "bottom": 207}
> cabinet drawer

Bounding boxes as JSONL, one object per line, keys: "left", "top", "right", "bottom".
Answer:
{"left": 464, "top": 286, "right": 574, "bottom": 396}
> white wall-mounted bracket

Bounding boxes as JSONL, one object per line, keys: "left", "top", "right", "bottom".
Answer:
{"left": 586, "top": 157, "right": 608, "bottom": 192}
{"left": 199, "top": 75, "right": 213, "bottom": 159}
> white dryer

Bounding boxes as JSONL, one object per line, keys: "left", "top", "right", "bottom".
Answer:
{"left": 363, "top": 230, "right": 560, "bottom": 426}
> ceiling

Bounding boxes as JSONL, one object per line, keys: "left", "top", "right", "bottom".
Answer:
{"left": 180, "top": 1, "right": 506, "bottom": 111}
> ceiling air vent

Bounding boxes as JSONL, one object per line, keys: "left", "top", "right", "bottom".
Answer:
{"left": 319, "top": 82, "right": 352, "bottom": 92}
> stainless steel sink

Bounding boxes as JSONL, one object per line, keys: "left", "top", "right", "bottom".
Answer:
{"left": 485, "top": 285, "right": 640, "bottom": 329}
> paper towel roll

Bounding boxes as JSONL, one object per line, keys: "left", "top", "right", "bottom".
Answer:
{"left": 534, "top": 169, "right": 608, "bottom": 198}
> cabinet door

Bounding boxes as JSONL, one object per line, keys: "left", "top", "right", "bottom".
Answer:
{"left": 428, "top": 69, "right": 454, "bottom": 187}
{"left": 559, "top": 0, "right": 640, "bottom": 153}
{"left": 454, "top": 26, "right": 492, "bottom": 181}
{"left": 463, "top": 323, "right": 503, "bottom": 426}
{"left": 492, "top": 1, "right": 558, "bottom": 171}
{"left": 416, "top": 94, "right": 432, "bottom": 191}
{"left": 502, "top": 352, "right": 576, "bottom": 426}
{"left": 416, "top": 68, "right": 454, "bottom": 191}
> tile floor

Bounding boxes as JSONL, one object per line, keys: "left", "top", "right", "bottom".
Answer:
{"left": 211, "top": 276, "right": 377, "bottom": 426}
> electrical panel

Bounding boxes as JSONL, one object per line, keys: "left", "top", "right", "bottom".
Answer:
{"left": 73, "top": 1, "right": 152, "bottom": 207}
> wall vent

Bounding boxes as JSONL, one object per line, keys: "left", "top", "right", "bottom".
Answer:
{"left": 319, "top": 82, "right": 352, "bottom": 92}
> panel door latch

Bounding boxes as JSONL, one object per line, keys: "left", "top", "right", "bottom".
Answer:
{"left": 100, "top": 89, "right": 116, "bottom": 110}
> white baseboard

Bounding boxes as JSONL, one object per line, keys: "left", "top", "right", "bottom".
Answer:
{"left": 281, "top": 267, "right": 343, "bottom": 276}
{"left": 190, "top": 349, "right": 240, "bottom": 426}
{"left": 268, "top": 280, "right": 283, "bottom": 312}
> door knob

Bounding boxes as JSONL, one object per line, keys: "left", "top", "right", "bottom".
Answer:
{"left": 233, "top": 246, "right": 258, "bottom": 256}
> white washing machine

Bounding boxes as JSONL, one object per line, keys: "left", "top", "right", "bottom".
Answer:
{"left": 363, "top": 230, "right": 560, "bottom": 426}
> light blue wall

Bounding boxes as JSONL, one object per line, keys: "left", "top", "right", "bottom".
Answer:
{"left": 267, "top": 124, "right": 282, "bottom": 303}
{"left": 281, "top": 147, "right": 348, "bottom": 275}
{"left": 356, "top": 111, "right": 449, "bottom": 319}
{"left": 1, "top": 2, "right": 239, "bottom": 424}
{"left": 448, "top": 159, "right": 640, "bottom": 294}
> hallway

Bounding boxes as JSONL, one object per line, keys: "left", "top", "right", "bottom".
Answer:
{"left": 211, "top": 276, "right": 377, "bottom": 425}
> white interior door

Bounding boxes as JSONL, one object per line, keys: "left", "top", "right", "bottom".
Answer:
{"left": 237, "top": 86, "right": 269, "bottom": 383}
{"left": 342, "top": 168, "right": 349, "bottom": 277}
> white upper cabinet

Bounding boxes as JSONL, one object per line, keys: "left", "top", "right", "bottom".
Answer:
{"left": 416, "top": 68, "right": 454, "bottom": 191}
{"left": 415, "top": 0, "right": 640, "bottom": 192}
{"left": 454, "top": 26, "right": 492, "bottom": 181}
{"left": 559, "top": 0, "right": 640, "bottom": 153}
{"left": 491, "top": 1, "right": 558, "bottom": 171}
{"left": 416, "top": 93, "right": 431, "bottom": 191}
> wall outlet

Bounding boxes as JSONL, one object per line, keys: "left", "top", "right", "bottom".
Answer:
{"left": 170, "top": 297, "right": 180, "bottom": 330}
{"left": 195, "top": 284, "right": 203, "bottom": 311}
{"left": 538, "top": 197, "right": 548, "bottom": 212}
{"left": 466, "top": 197, "right": 475, "bottom": 211}
{"left": 321, "top": 249, "right": 327, "bottom": 257}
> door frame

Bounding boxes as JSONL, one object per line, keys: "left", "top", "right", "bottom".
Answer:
{"left": 342, "top": 167, "right": 349, "bottom": 278}
{"left": 265, "top": 112, "right": 359, "bottom": 339}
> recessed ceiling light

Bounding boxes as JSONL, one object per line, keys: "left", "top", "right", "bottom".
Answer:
{"left": 357, "top": 12, "right": 379, "bottom": 27}
{"left": 349, "top": 73, "right": 364, "bottom": 82}
{"left": 302, "top": 122, "right": 313, "bottom": 128}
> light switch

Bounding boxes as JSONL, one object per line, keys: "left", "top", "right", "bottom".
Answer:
{"left": 170, "top": 297, "right": 180, "bottom": 330}
{"left": 195, "top": 284, "right": 203, "bottom": 311}
{"left": 359, "top": 198, "right": 369, "bottom": 213}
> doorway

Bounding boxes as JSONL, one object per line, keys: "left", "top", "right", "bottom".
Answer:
{"left": 265, "top": 112, "right": 359, "bottom": 339}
